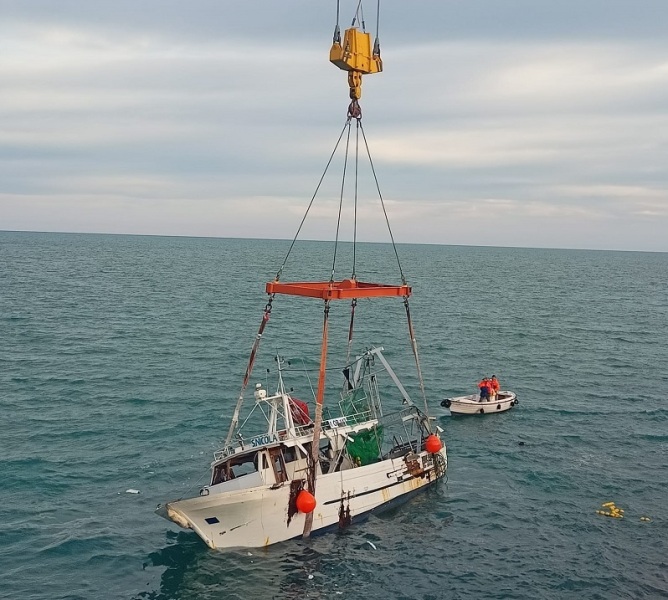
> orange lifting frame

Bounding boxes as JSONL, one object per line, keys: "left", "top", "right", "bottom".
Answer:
{"left": 266, "top": 278, "right": 411, "bottom": 300}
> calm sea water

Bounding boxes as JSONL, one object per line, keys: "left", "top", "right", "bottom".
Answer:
{"left": 1, "top": 231, "right": 667, "bottom": 600}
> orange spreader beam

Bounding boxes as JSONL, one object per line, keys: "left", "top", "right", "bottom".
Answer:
{"left": 266, "top": 278, "right": 411, "bottom": 300}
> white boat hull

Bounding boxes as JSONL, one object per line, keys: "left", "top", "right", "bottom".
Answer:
{"left": 162, "top": 447, "right": 447, "bottom": 549}
{"left": 439, "top": 391, "right": 517, "bottom": 416}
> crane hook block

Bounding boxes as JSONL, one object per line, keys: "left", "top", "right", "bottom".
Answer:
{"left": 330, "top": 27, "right": 382, "bottom": 100}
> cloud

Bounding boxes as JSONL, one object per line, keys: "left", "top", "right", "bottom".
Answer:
{"left": 1, "top": 2, "right": 667, "bottom": 251}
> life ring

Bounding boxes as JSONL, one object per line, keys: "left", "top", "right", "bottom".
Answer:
{"left": 479, "top": 408, "right": 485, "bottom": 414}
{"left": 514, "top": 398, "right": 519, "bottom": 405}
{"left": 441, "top": 398, "right": 451, "bottom": 408}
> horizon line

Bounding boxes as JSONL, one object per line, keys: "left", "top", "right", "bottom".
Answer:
{"left": 1, "top": 229, "right": 666, "bottom": 255}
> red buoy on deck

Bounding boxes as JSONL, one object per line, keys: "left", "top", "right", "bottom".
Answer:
{"left": 296, "top": 490, "right": 317, "bottom": 513}
{"left": 425, "top": 434, "right": 442, "bottom": 454}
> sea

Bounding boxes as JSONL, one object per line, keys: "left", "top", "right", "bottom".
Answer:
{"left": 1, "top": 231, "right": 667, "bottom": 600}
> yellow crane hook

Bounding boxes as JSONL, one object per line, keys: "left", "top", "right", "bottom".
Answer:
{"left": 329, "top": 26, "right": 382, "bottom": 101}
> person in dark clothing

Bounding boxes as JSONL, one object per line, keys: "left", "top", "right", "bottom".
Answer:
{"left": 478, "top": 377, "right": 491, "bottom": 402}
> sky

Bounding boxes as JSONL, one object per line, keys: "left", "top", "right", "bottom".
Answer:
{"left": 1, "top": 0, "right": 667, "bottom": 251}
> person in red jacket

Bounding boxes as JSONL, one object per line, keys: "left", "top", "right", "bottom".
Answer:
{"left": 490, "top": 375, "right": 500, "bottom": 400}
{"left": 478, "top": 377, "right": 491, "bottom": 402}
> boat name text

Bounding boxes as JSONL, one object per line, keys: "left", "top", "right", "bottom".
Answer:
{"left": 251, "top": 434, "right": 278, "bottom": 447}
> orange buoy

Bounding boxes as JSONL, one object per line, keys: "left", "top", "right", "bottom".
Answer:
{"left": 296, "top": 490, "right": 317, "bottom": 513}
{"left": 425, "top": 434, "right": 442, "bottom": 454}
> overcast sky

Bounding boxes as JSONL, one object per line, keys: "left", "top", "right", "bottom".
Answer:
{"left": 1, "top": 1, "right": 667, "bottom": 251}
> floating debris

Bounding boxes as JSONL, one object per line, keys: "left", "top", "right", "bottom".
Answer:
{"left": 365, "top": 540, "right": 377, "bottom": 550}
{"left": 596, "top": 501, "right": 623, "bottom": 518}
{"left": 640, "top": 516, "right": 651, "bottom": 522}
{"left": 126, "top": 489, "right": 140, "bottom": 494}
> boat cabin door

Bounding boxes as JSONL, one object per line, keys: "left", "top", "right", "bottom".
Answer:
{"left": 268, "top": 446, "right": 288, "bottom": 484}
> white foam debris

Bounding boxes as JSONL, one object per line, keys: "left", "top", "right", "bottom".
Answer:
{"left": 308, "top": 574, "right": 314, "bottom": 580}
{"left": 125, "top": 489, "right": 140, "bottom": 494}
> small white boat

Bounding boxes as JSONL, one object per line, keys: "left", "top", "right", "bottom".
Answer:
{"left": 439, "top": 391, "right": 518, "bottom": 416}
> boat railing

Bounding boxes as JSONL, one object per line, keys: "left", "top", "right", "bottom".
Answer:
{"left": 379, "top": 405, "right": 421, "bottom": 427}
{"left": 213, "top": 446, "right": 235, "bottom": 461}
{"left": 213, "top": 446, "right": 234, "bottom": 460}
{"left": 278, "top": 425, "right": 314, "bottom": 440}
{"left": 335, "top": 387, "right": 374, "bottom": 425}
{"left": 213, "top": 424, "right": 316, "bottom": 460}
{"left": 323, "top": 406, "right": 374, "bottom": 429}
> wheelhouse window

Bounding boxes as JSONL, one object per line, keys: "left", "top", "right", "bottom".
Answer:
{"left": 211, "top": 451, "right": 259, "bottom": 485}
{"left": 283, "top": 445, "right": 298, "bottom": 464}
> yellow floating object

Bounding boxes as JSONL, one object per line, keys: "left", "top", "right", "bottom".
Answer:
{"left": 596, "top": 501, "right": 629, "bottom": 519}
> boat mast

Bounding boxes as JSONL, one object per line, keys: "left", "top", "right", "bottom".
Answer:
{"left": 224, "top": 297, "right": 273, "bottom": 447}
{"left": 303, "top": 300, "right": 330, "bottom": 536}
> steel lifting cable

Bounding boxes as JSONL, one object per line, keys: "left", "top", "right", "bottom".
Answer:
{"left": 333, "top": 0, "right": 341, "bottom": 44}
{"left": 359, "top": 122, "right": 407, "bottom": 285}
{"left": 345, "top": 119, "right": 361, "bottom": 365}
{"left": 356, "top": 112, "right": 430, "bottom": 423}
{"left": 374, "top": 0, "right": 381, "bottom": 57}
{"left": 275, "top": 118, "right": 352, "bottom": 283}
{"left": 331, "top": 119, "right": 353, "bottom": 282}
{"left": 345, "top": 298, "right": 357, "bottom": 364}
{"left": 352, "top": 118, "right": 360, "bottom": 279}
{"left": 344, "top": 114, "right": 363, "bottom": 364}
{"left": 335, "top": 1, "right": 340, "bottom": 31}
{"left": 403, "top": 297, "right": 431, "bottom": 428}
{"left": 351, "top": 0, "right": 365, "bottom": 29}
